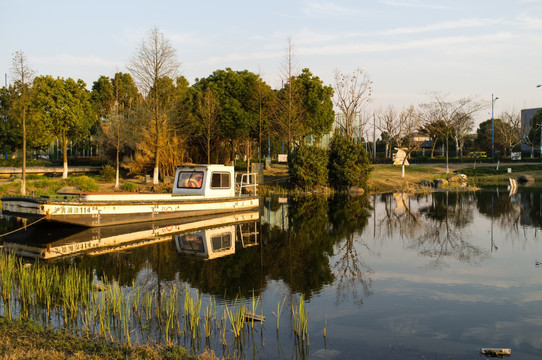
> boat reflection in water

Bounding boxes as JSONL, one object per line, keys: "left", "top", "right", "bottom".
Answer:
{"left": 3, "top": 211, "right": 260, "bottom": 260}
{"left": 175, "top": 218, "right": 259, "bottom": 259}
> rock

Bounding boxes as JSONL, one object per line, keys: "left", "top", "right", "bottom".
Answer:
{"left": 517, "top": 175, "right": 535, "bottom": 185}
{"left": 419, "top": 179, "right": 433, "bottom": 187}
{"left": 448, "top": 174, "right": 468, "bottom": 183}
{"left": 348, "top": 186, "right": 365, "bottom": 196}
{"left": 433, "top": 178, "right": 449, "bottom": 188}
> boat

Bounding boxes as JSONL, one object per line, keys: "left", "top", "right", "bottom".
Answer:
{"left": 2, "top": 211, "right": 260, "bottom": 260}
{"left": 1, "top": 164, "right": 259, "bottom": 227}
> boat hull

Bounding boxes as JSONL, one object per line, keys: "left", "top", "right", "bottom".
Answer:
{"left": 1, "top": 195, "right": 259, "bottom": 227}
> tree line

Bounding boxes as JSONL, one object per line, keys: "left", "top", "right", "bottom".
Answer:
{"left": 2, "top": 28, "right": 540, "bottom": 193}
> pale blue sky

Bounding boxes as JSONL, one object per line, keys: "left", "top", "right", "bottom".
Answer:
{"left": 2, "top": 0, "right": 542, "bottom": 126}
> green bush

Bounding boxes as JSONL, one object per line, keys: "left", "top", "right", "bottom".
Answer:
{"left": 101, "top": 165, "right": 116, "bottom": 182}
{"left": 122, "top": 182, "right": 138, "bottom": 192}
{"left": 32, "top": 178, "right": 64, "bottom": 196}
{"left": 328, "top": 134, "right": 373, "bottom": 189}
{"left": 68, "top": 176, "right": 99, "bottom": 192}
{"left": 289, "top": 144, "right": 328, "bottom": 189}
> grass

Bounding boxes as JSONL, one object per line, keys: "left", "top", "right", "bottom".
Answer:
{"left": 0, "top": 317, "right": 205, "bottom": 360}
{"left": 367, "top": 164, "right": 448, "bottom": 193}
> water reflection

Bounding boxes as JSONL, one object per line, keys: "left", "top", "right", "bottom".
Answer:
{"left": 1, "top": 188, "right": 542, "bottom": 359}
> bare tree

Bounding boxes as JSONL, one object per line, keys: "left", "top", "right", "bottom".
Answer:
{"left": 10, "top": 51, "right": 35, "bottom": 196}
{"left": 419, "top": 92, "right": 482, "bottom": 173}
{"left": 127, "top": 27, "right": 180, "bottom": 184}
{"left": 275, "top": 36, "right": 303, "bottom": 154}
{"left": 333, "top": 68, "right": 373, "bottom": 140}
{"left": 376, "top": 105, "right": 402, "bottom": 158}
{"left": 397, "top": 105, "right": 422, "bottom": 177}
{"left": 497, "top": 110, "right": 522, "bottom": 157}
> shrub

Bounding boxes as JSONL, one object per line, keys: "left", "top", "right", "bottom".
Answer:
{"left": 101, "top": 165, "right": 116, "bottom": 182}
{"left": 328, "top": 134, "right": 373, "bottom": 189}
{"left": 68, "top": 176, "right": 99, "bottom": 192}
{"left": 289, "top": 144, "right": 328, "bottom": 189}
{"left": 122, "top": 182, "right": 138, "bottom": 192}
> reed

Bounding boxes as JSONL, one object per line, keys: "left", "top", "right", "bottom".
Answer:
{"left": 225, "top": 299, "right": 245, "bottom": 339}
{"left": 272, "top": 296, "right": 286, "bottom": 331}
{"left": 203, "top": 296, "right": 214, "bottom": 338}
{"left": 249, "top": 289, "right": 261, "bottom": 328}
{"left": 291, "top": 294, "right": 309, "bottom": 342}
{"left": 0, "top": 249, "right": 324, "bottom": 353}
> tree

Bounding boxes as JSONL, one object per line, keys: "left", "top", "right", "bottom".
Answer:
{"left": 377, "top": 105, "right": 402, "bottom": 158}
{"left": 191, "top": 69, "right": 273, "bottom": 165}
{"left": 420, "top": 120, "right": 446, "bottom": 158}
{"left": 419, "top": 92, "right": 482, "bottom": 173}
{"left": 274, "top": 36, "right": 302, "bottom": 154}
{"left": 328, "top": 133, "right": 372, "bottom": 188}
{"left": 30, "top": 76, "right": 96, "bottom": 179}
{"left": 194, "top": 86, "right": 220, "bottom": 164}
{"left": 527, "top": 109, "right": 542, "bottom": 157}
{"left": 0, "top": 86, "right": 21, "bottom": 157}
{"left": 333, "top": 68, "right": 373, "bottom": 140}
{"left": 289, "top": 143, "right": 328, "bottom": 189}
{"left": 396, "top": 106, "right": 423, "bottom": 177}
{"left": 296, "top": 68, "right": 335, "bottom": 142}
{"left": 92, "top": 72, "right": 141, "bottom": 188}
{"left": 127, "top": 27, "right": 180, "bottom": 184}
{"left": 10, "top": 51, "right": 35, "bottom": 195}
{"left": 497, "top": 110, "right": 522, "bottom": 157}
{"left": 252, "top": 71, "right": 275, "bottom": 162}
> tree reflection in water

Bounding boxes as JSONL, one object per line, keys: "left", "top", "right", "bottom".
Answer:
{"left": 415, "top": 191, "right": 489, "bottom": 267}
{"left": 328, "top": 194, "right": 373, "bottom": 305}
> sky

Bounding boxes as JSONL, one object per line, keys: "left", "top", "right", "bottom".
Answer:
{"left": 2, "top": 0, "right": 542, "bottom": 128}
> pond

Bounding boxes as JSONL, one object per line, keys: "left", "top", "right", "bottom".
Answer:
{"left": 1, "top": 188, "right": 541, "bottom": 359}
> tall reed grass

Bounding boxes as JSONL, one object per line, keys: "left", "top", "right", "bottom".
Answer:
{"left": 0, "top": 249, "right": 315, "bottom": 355}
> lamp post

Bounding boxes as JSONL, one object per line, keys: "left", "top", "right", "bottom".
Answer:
{"left": 538, "top": 85, "right": 542, "bottom": 158}
{"left": 491, "top": 93, "right": 499, "bottom": 159}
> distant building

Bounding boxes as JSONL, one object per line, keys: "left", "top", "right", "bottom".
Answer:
{"left": 520, "top": 107, "right": 542, "bottom": 152}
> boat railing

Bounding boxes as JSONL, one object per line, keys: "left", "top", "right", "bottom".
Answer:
{"left": 237, "top": 173, "right": 258, "bottom": 196}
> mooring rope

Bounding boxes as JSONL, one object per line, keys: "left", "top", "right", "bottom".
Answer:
{"left": 0, "top": 217, "right": 46, "bottom": 238}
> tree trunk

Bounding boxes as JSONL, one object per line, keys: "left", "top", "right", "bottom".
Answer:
{"left": 207, "top": 136, "right": 211, "bottom": 164}
{"left": 62, "top": 130, "right": 68, "bottom": 179}
{"left": 21, "top": 105, "right": 26, "bottom": 196}
{"left": 445, "top": 137, "right": 449, "bottom": 174}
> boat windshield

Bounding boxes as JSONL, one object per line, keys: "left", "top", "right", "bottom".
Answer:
{"left": 177, "top": 171, "right": 204, "bottom": 189}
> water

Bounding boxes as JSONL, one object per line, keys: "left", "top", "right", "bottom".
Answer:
{"left": 1, "top": 189, "right": 541, "bottom": 359}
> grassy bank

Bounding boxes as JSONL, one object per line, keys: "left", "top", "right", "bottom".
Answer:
{"left": 0, "top": 317, "right": 207, "bottom": 360}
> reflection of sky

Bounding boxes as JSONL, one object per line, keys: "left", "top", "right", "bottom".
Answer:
{"left": 320, "top": 192, "right": 542, "bottom": 359}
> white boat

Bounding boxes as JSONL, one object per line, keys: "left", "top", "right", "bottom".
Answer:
{"left": 1, "top": 164, "right": 259, "bottom": 227}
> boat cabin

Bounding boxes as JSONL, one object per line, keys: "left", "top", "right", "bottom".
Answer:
{"left": 173, "top": 164, "right": 236, "bottom": 198}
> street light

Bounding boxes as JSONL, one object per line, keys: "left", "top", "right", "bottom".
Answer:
{"left": 491, "top": 93, "right": 499, "bottom": 159}
{"left": 538, "top": 85, "right": 542, "bottom": 158}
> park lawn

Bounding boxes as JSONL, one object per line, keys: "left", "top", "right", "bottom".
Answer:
{"left": 368, "top": 164, "right": 448, "bottom": 193}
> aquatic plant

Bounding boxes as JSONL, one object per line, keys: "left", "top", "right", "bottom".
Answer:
{"left": 292, "top": 294, "right": 308, "bottom": 342}
{"left": 272, "top": 296, "right": 286, "bottom": 331}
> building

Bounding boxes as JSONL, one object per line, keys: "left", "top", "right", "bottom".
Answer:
{"left": 520, "top": 107, "right": 542, "bottom": 153}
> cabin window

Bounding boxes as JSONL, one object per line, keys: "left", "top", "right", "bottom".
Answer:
{"left": 211, "top": 233, "right": 232, "bottom": 251}
{"left": 210, "top": 172, "right": 231, "bottom": 189}
{"left": 177, "top": 171, "right": 204, "bottom": 189}
{"left": 179, "top": 234, "right": 204, "bottom": 253}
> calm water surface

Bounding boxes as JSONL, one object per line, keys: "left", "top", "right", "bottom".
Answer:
{"left": 1, "top": 189, "right": 541, "bottom": 359}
